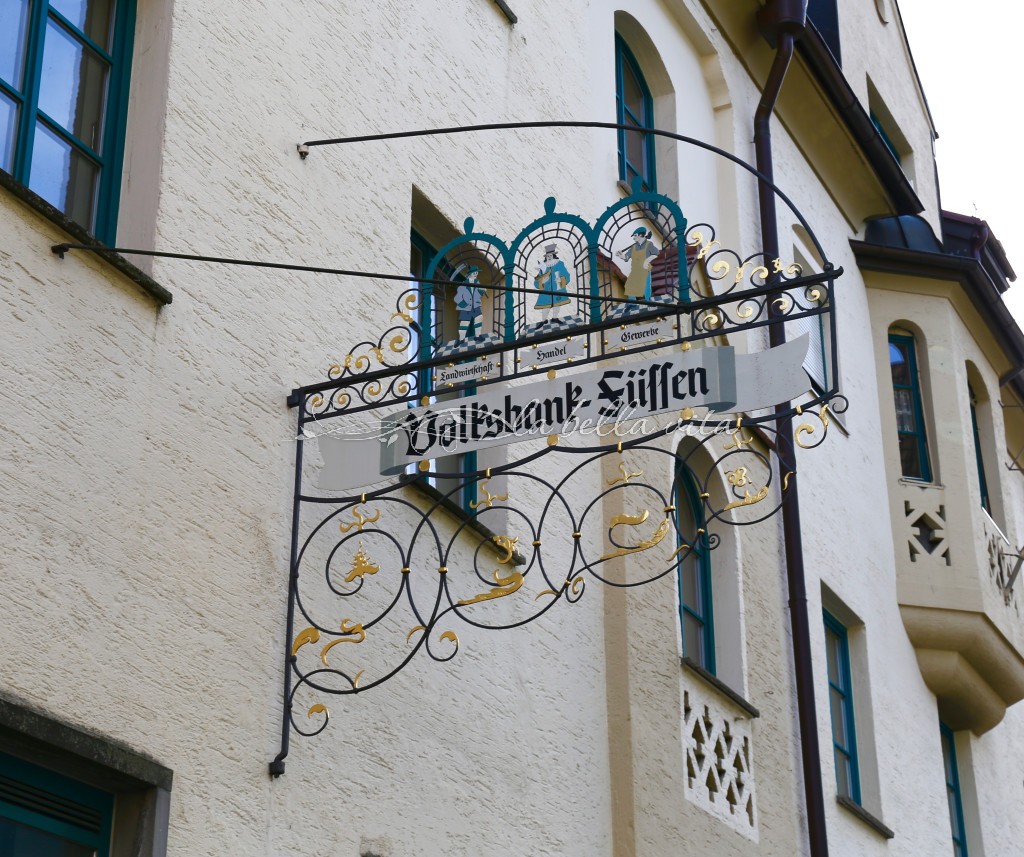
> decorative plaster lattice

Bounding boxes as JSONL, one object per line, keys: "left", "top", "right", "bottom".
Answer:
{"left": 985, "top": 522, "right": 1020, "bottom": 613}
{"left": 682, "top": 687, "right": 757, "bottom": 838}
{"left": 904, "top": 499, "right": 950, "bottom": 566}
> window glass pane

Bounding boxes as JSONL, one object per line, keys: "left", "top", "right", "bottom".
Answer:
{"left": 625, "top": 128, "right": 644, "bottom": 176}
{"left": 898, "top": 433, "right": 923, "bottom": 479}
{"left": 683, "top": 614, "right": 703, "bottom": 662}
{"left": 680, "top": 561, "right": 700, "bottom": 608}
{"left": 833, "top": 747, "right": 851, "bottom": 797}
{"left": 621, "top": 60, "right": 644, "bottom": 117}
{"left": 0, "top": 816, "right": 94, "bottom": 857}
{"left": 30, "top": 121, "right": 98, "bottom": 226}
{"left": 51, "top": 0, "right": 116, "bottom": 50}
{"left": 38, "top": 18, "right": 108, "bottom": 151}
{"left": 0, "top": 90, "right": 17, "bottom": 171}
{"left": 829, "top": 686, "right": 848, "bottom": 746}
{"left": 0, "top": 0, "right": 31, "bottom": 89}
{"left": 893, "top": 388, "right": 917, "bottom": 433}
{"left": 825, "top": 628, "right": 840, "bottom": 682}
{"left": 889, "top": 340, "right": 911, "bottom": 386}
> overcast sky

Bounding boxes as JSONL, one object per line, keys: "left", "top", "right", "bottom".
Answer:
{"left": 895, "top": 0, "right": 1024, "bottom": 318}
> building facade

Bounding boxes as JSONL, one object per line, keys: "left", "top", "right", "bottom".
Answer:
{"left": 1, "top": 1, "right": 1021, "bottom": 856}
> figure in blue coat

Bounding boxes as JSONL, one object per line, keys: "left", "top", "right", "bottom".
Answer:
{"left": 454, "top": 266, "right": 484, "bottom": 339}
{"left": 533, "top": 244, "right": 572, "bottom": 323}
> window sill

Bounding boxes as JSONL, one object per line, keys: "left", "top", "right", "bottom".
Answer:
{"left": 897, "top": 477, "right": 943, "bottom": 490}
{"left": 0, "top": 169, "right": 172, "bottom": 306}
{"left": 681, "top": 657, "right": 759, "bottom": 719}
{"left": 403, "top": 475, "right": 526, "bottom": 566}
{"left": 836, "top": 795, "right": 894, "bottom": 839}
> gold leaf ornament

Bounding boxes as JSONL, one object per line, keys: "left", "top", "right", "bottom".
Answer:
{"left": 457, "top": 569, "right": 525, "bottom": 606}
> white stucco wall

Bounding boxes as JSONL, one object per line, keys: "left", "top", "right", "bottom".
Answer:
{"left": 2, "top": 1, "right": 1022, "bottom": 856}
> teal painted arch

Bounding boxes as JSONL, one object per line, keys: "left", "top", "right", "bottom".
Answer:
{"left": 508, "top": 197, "right": 602, "bottom": 328}
{"left": 421, "top": 224, "right": 513, "bottom": 360}
{"left": 593, "top": 182, "right": 691, "bottom": 303}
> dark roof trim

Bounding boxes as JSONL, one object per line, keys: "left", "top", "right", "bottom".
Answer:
{"left": 851, "top": 238, "right": 1024, "bottom": 398}
{"left": 941, "top": 210, "right": 1017, "bottom": 286}
{"left": 797, "top": 20, "right": 923, "bottom": 216}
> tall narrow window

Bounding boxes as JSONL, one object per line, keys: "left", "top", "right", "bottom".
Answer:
{"left": 410, "top": 230, "right": 478, "bottom": 512}
{"left": 614, "top": 35, "right": 655, "bottom": 192}
{"left": 0, "top": 0, "right": 136, "bottom": 243}
{"left": 940, "top": 723, "right": 969, "bottom": 857}
{"left": 675, "top": 461, "right": 714, "bottom": 672}
{"left": 888, "top": 333, "right": 932, "bottom": 481}
{"left": 968, "top": 384, "right": 990, "bottom": 514}
{"left": 0, "top": 752, "right": 114, "bottom": 857}
{"left": 824, "top": 611, "right": 860, "bottom": 803}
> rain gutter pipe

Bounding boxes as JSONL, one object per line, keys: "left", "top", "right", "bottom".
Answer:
{"left": 754, "top": 2, "right": 830, "bottom": 855}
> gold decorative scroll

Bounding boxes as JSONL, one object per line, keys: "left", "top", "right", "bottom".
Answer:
{"left": 457, "top": 569, "right": 525, "bottom": 606}
{"left": 344, "top": 541, "right": 380, "bottom": 582}
{"left": 469, "top": 479, "right": 509, "bottom": 509}
{"left": 492, "top": 534, "right": 518, "bottom": 565}
{"left": 722, "top": 486, "right": 770, "bottom": 512}
{"left": 291, "top": 626, "right": 320, "bottom": 656}
{"left": 607, "top": 461, "right": 643, "bottom": 486}
{"left": 723, "top": 430, "right": 754, "bottom": 451}
{"left": 319, "top": 619, "right": 366, "bottom": 666}
{"left": 339, "top": 505, "right": 381, "bottom": 533}
{"left": 600, "top": 510, "right": 671, "bottom": 561}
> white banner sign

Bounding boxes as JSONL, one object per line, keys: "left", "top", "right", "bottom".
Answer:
{"left": 317, "top": 335, "right": 811, "bottom": 492}
{"left": 605, "top": 316, "right": 678, "bottom": 352}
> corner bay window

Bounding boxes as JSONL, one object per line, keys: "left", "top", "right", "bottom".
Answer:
{"left": 0, "top": 0, "right": 135, "bottom": 242}
{"left": 968, "top": 384, "right": 990, "bottom": 514}
{"left": 888, "top": 332, "right": 932, "bottom": 481}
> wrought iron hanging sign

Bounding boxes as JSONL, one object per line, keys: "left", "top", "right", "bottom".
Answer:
{"left": 270, "top": 131, "right": 845, "bottom": 776}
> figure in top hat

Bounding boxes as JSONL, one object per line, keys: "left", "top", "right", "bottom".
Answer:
{"left": 617, "top": 227, "right": 660, "bottom": 302}
{"left": 453, "top": 266, "right": 484, "bottom": 339}
{"left": 533, "top": 244, "right": 572, "bottom": 323}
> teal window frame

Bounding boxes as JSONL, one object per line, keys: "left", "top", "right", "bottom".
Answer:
{"left": 614, "top": 35, "right": 656, "bottom": 193}
{"left": 410, "top": 230, "right": 478, "bottom": 512}
{"left": 0, "top": 0, "right": 136, "bottom": 244}
{"left": 940, "top": 722, "right": 969, "bottom": 857}
{"left": 968, "top": 385, "right": 990, "bottom": 514}
{"left": 823, "top": 610, "right": 860, "bottom": 803}
{"left": 888, "top": 333, "right": 932, "bottom": 482}
{"left": 0, "top": 751, "right": 113, "bottom": 856}
{"left": 674, "top": 461, "right": 714, "bottom": 673}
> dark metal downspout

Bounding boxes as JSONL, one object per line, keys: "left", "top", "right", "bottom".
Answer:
{"left": 754, "top": 3, "right": 830, "bottom": 856}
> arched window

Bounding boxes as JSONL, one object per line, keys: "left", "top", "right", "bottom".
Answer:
{"left": 675, "top": 460, "right": 714, "bottom": 672}
{"left": 888, "top": 331, "right": 931, "bottom": 481}
{"left": 614, "top": 34, "right": 656, "bottom": 192}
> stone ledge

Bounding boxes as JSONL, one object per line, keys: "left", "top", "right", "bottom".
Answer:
{"left": 836, "top": 795, "right": 895, "bottom": 840}
{"left": 682, "top": 657, "right": 760, "bottom": 718}
{"left": 0, "top": 169, "right": 172, "bottom": 306}
{"left": 0, "top": 693, "right": 173, "bottom": 791}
